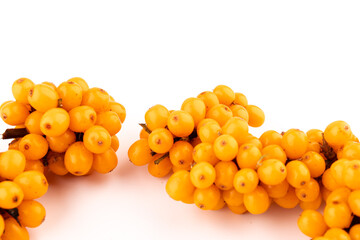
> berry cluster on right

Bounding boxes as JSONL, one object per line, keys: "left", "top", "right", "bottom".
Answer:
{"left": 128, "top": 84, "right": 360, "bottom": 240}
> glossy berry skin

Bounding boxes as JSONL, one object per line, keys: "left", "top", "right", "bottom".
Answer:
{"left": 193, "top": 185, "right": 221, "bottom": 210}
{"left": 344, "top": 160, "right": 360, "bottom": 190}
{"left": 192, "top": 142, "right": 219, "bottom": 166}
{"left": 324, "top": 120, "right": 353, "bottom": 148}
{"left": 18, "top": 200, "right": 46, "bottom": 228}
{"left": 299, "top": 193, "right": 322, "bottom": 211}
{"left": 12, "top": 78, "right": 34, "bottom": 104}
{"left": 286, "top": 160, "right": 311, "bottom": 188}
{"left": 25, "top": 111, "right": 43, "bottom": 135}
{"left": 257, "top": 159, "right": 287, "bottom": 186}
{"left": 64, "top": 142, "right": 94, "bottom": 176}
{"left": 222, "top": 117, "right": 249, "bottom": 145}
{"left": 67, "top": 77, "right": 89, "bottom": 92}
{"left": 197, "top": 120, "right": 222, "bottom": 144}
{"left": 261, "top": 144, "right": 287, "bottom": 164}
{"left": 0, "top": 149, "right": 26, "bottom": 180}
{"left": 295, "top": 178, "right": 320, "bottom": 202}
{"left": 297, "top": 209, "right": 328, "bottom": 238}
{"left": 324, "top": 202, "right": 352, "bottom": 229}
{"left": 233, "top": 92, "right": 248, "bottom": 106}
{"left": 261, "top": 180, "right": 289, "bottom": 199}
{"left": 324, "top": 228, "right": 351, "bottom": 240}
{"left": 169, "top": 141, "right": 193, "bottom": 169}
{"left": 214, "top": 161, "right": 238, "bottom": 190}
{"left": 190, "top": 162, "right": 216, "bottom": 189}
{"left": 350, "top": 224, "right": 360, "bottom": 240}
{"left": 111, "top": 135, "right": 120, "bottom": 151}
{"left": 93, "top": 148, "right": 118, "bottom": 174}
{"left": 228, "top": 204, "right": 247, "bottom": 215}
{"left": 40, "top": 108, "right": 70, "bottom": 137}
{"left": 245, "top": 105, "right": 265, "bottom": 128}
{"left": 46, "top": 129, "right": 76, "bottom": 153}
{"left": 28, "top": 83, "right": 59, "bottom": 112}
{"left": 25, "top": 159, "right": 45, "bottom": 173}
{"left": 273, "top": 187, "right": 299, "bottom": 209}
{"left": 233, "top": 168, "right": 259, "bottom": 194}
{"left": 166, "top": 170, "right": 195, "bottom": 201}
{"left": 2, "top": 217, "right": 29, "bottom": 240}
{"left": 348, "top": 190, "right": 360, "bottom": 216}
{"left": 236, "top": 143, "right": 262, "bottom": 169}
{"left": 68, "top": 105, "right": 97, "bottom": 132}
{"left": 148, "top": 128, "right": 174, "bottom": 154}
{"left": 243, "top": 186, "right": 270, "bottom": 214}
{"left": 213, "top": 134, "right": 239, "bottom": 161}
{"left": 223, "top": 188, "right": 244, "bottom": 207}
{"left": 0, "top": 181, "right": 24, "bottom": 209}
{"left": 329, "top": 159, "right": 349, "bottom": 186}
{"left": 230, "top": 105, "right": 249, "bottom": 122}
{"left": 167, "top": 110, "right": 195, "bottom": 137}
{"left": 47, "top": 152, "right": 68, "bottom": 176}
{"left": 281, "top": 129, "right": 308, "bottom": 159}
{"left": 322, "top": 168, "right": 342, "bottom": 191}
{"left": 56, "top": 81, "right": 83, "bottom": 111}
{"left": 81, "top": 87, "right": 110, "bottom": 112}
{"left": 83, "top": 125, "right": 111, "bottom": 154}
{"left": 301, "top": 151, "right": 326, "bottom": 178}
{"left": 206, "top": 104, "right": 233, "bottom": 126}
{"left": 19, "top": 134, "right": 49, "bottom": 160}
{"left": 1, "top": 101, "right": 30, "bottom": 126}
{"left": 181, "top": 97, "right": 206, "bottom": 126}
{"left": 128, "top": 139, "right": 153, "bottom": 166}
{"left": 326, "top": 187, "right": 351, "bottom": 205}
{"left": 147, "top": 155, "right": 172, "bottom": 178}
{"left": 144, "top": 104, "right": 170, "bottom": 131}
{"left": 213, "top": 85, "right": 235, "bottom": 106}
{"left": 197, "top": 91, "right": 219, "bottom": 110}
{"left": 96, "top": 111, "right": 122, "bottom": 136}
{"left": 259, "top": 130, "right": 282, "bottom": 147}
{"left": 14, "top": 171, "right": 48, "bottom": 200}
{"left": 108, "top": 102, "right": 126, "bottom": 123}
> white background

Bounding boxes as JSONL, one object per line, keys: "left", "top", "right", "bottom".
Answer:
{"left": 0, "top": 1, "right": 360, "bottom": 239}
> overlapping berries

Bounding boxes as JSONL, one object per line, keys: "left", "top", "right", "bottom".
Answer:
{"left": 128, "top": 84, "right": 360, "bottom": 240}
{"left": 0, "top": 77, "right": 125, "bottom": 239}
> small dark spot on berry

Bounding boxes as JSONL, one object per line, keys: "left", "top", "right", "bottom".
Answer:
{"left": 353, "top": 164, "right": 359, "bottom": 169}
{"left": 90, "top": 114, "right": 95, "bottom": 122}
{"left": 199, "top": 175, "right": 205, "bottom": 180}
{"left": 98, "top": 140, "right": 103, "bottom": 146}
{"left": 243, "top": 146, "right": 249, "bottom": 150}
{"left": 155, "top": 139, "right": 161, "bottom": 145}
{"left": 241, "top": 182, "right": 245, "bottom": 187}
{"left": 42, "top": 179, "right": 47, "bottom": 185}
{"left": 17, "top": 78, "right": 24, "bottom": 83}
{"left": 75, "top": 171, "right": 82, "bottom": 175}
{"left": 280, "top": 167, "right": 285, "bottom": 173}
{"left": 13, "top": 195, "right": 18, "bottom": 203}
{"left": 29, "top": 89, "right": 33, "bottom": 97}
{"left": 220, "top": 185, "right": 225, "bottom": 189}
{"left": 2, "top": 114, "right": 7, "bottom": 120}
{"left": 199, "top": 204, "right": 205, "bottom": 209}
{"left": 24, "top": 144, "right": 30, "bottom": 150}
{"left": 344, "top": 125, "right": 349, "bottom": 130}
{"left": 304, "top": 155, "right": 309, "bottom": 160}
{"left": 221, "top": 140, "right": 227, "bottom": 146}
{"left": 173, "top": 115, "right": 178, "bottom": 121}
{"left": 179, "top": 160, "right": 184, "bottom": 165}
{"left": 300, "top": 181, "right": 306, "bottom": 186}
{"left": 301, "top": 193, "right": 306, "bottom": 199}
{"left": 45, "top": 123, "right": 51, "bottom": 129}
{"left": 68, "top": 81, "right": 74, "bottom": 84}
{"left": 333, "top": 200, "right": 339, "bottom": 205}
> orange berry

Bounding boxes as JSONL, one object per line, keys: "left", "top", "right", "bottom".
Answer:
{"left": 222, "top": 117, "right": 249, "bottom": 145}
{"left": 67, "top": 77, "right": 89, "bottom": 92}
{"left": 46, "top": 129, "right": 76, "bottom": 153}
{"left": 148, "top": 128, "right": 174, "bottom": 154}
{"left": 213, "top": 134, "right": 239, "bottom": 161}
{"left": 230, "top": 104, "right": 249, "bottom": 122}
{"left": 19, "top": 134, "right": 49, "bottom": 160}
{"left": 181, "top": 97, "right": 206, "bottom": 126}
{"left": 24, "top": 111, "right": 43, "bottom": 135}
{"left": 259, "top": 130, "right": 282, "bottom": 147}
{"left": 167, "top": 110, "right": 194, "bottom": 137}
{"left": 108, "top": 102, "right": 126, "bottom": 123}
{"left": 281, "top": 129, "right": 308, "bottom": 159}
{"left": 69, "top": 105, "right": 97, "bottom": 132}
{"left": 12, "top": 78, "right": 34, "bottom": 104}
{"left": 1, "top": 101, "right": 30, "bottom": 126}
{"left": 233, "top": 92, "right": 248, "bottom": 106}
{"left": 28, "top": 83, "right": 59, "bottom": 112}
{"left": 64, "top": 142, "right": 93, "bottom": 176}
{"left": 81, "top": 87, "right": 110, "bottom": 112}
{"left": 213, "top": 85, "right": 235, "bottom": 106}
{"left": 96, "top": 111, "right": 122, "bottom": 135}
{"left": 236, "top": 143, "right": 261, "bottom": 169}
{"left": 40, "top": 108, "right": 70, "bottom": 137}
{"left": 83, "top": 125, "right": 111, "bottom": 154}
{"left": 57, "top": 81, "right": 83, "bottom": 111}
{"left": 93, "top": 148, "right": 118, "bottom": 174}
{"left": 246, "top": 105, "right": 265, "bottom": 127}
{"left": 145, "top": 104, "right": 169, "bottom": 131}
{"left": 128, "top": 139, "right": 153, "bottom": 166}
{"left": 206, "top": 104, "right": 233, "bottom": 126}
{"left": 197, "top": 91, "right": 219, "bottom": 110}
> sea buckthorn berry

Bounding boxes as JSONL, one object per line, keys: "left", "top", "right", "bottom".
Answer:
{"left": 108, "top": 102, "right": 126, "bottom": 123}
{"left": 295, "top": 178, "right": 320, "bottom": 202}
{"left": 111, "top": 135, "right": 120, "bottom": 151}
{"left": 243, "top": 186, "right": 270, "bottom": 215}
{"left": 25, "top": 111, "right": 43, "bottom": 135}
{"left": 193, "top": 142, "right": 219, "bottom": 165}
{"left": 350, "top": 224, "right": 360, "bottom": 240}
{"left": 0, "top": 181, "right": 24, "bottom": 209}
{"left": 307, "top": 141, "right": 321, "bottom": 153}
{"left": 81, "top": 87, "right": 110, "bottom": 112}
{"left": 0, "top": 149, "right": 26, "bottom": 180}
{"left": 233, "top": 168, "right": 259, "bottom": 194}
{"left": 206, "top": 104, "right": 233, "bottom": 126}
{"left": 286, "top": 160, "right": 311, "bottom": 188}
{"left": 0, "top": 101, "right": 30, "bottom": 125}
{"left": 330, "top": 159, "right": 349, "bottom": 186}
{"left": 18, "top": 200, "right": 46, "bottom": 228}
{"left": 261, "top": 144, "right": 287, "bottom": 164}
{"left": 197, "top": 118, "right": 218, "bottom": 130}
{"left": 321, "top": 187, "right": 332, "bottom": 202}
{"left": 342, "top": 141, "right": 360, "bottom": 160}
{"left": 166, "top": 170, "right": 195, "bottom": 201}
{"left": 96, "top": 111, "right": 122, "bottom": 136}
{"left": 148, "top": 154, "right": 172, "bottom": 178}
{"left": 344, "top": 160, "right": 360, "bottom": 190}
{"left": 46, "top": 129, "right": 76, "bottom": 153}
{"left": 273, "top": 186, "right": 299, "bottom": 209}
{"left": 307, "top": 129, "right": 323, "bottom": 143}
{"left": 172, "top": 164, "right": 191, "bottom": 172}
{"left": 300, "top": 193, "right": 322, "bottom": 210}
{"left": 222, "top": 117, "right": 249, "bottom": 145}
{"left": 243, "top": 134, "right": 263, "bottom": 150}
{"left": 64, "top": 142, "right": 94, "bottom": 176}
{"left": 193, "top": 184, "right": 221, "bottom": 210}
{"left": 56, "top": 81, "right": 83, "bottom": 111}
{"left": 213, "top": 85, "right": 235, "bottom": 106}
{"left": 40, "top": 108, "right": 70, "bottom": 137}
{"left": 324, "top": 120, "right": 353, "bottom": 148}
{"left": 139, "top": 128, "right": 149, "bottom": 139}
{"left": 167, "top": 110, "right": 195, "bottom": 137}
{"left": 181, "top": 97, "right": 206, "bottom": 126}
{"left": 228, "top": 204, "right": 247, "bottom": 215}
{"left": 42, "top": 81, "right": 56, "bottom": 89}
{"left": 257, "top": 159, "right": 287, "bottom": 186}
{"left": 8, "top": 138, "right": 21, "bottom": 150}
{"left": 148, "top": 128, "right": 174, "bottom": 154}
{"left": 213, "top": 134, "right": 238, "bottom": 161}
{"left": 0, "top": 215, "right": 4, "bottom": 237}
{"left": 128, "top": 139, "right": 153, "bottom": 166}
{"left": 83, "top": 125, "right": 111, "bottom": 154}
{"left": 181, "top": 192, "right": 194, "bottom": 204}
{"left": 259, "top": 130, "right": 282, "bottom": 147}
{"left": 245, "top": 105, "right": 265, "bottom": 128}
{"left": 2, "top": 217, "right": 29, "bottom": 240}
{"left": 25, "top": 159, "right": 45, "bottom": 173}
{"left": 190, "top": 162, "right": 216, "bottom": 189}
{"left": 322, "top": 168, "right": 343, "bottom": 191}
{"left": 230, "top": 104, "right": 249, "bottom": 122}
{"left": 348, "top": 190, "right": 360, "bottom": 216}
{"left": 47, "top": 152, "right": 68, "bottom": 176}
{"left": 324, "top": 228, "right": 351, "bottom": 240}
{"left": 169, "top": 141, "right": 193, "bottom": 169}
{"left": 326, "top": 187, "right": 351, "bottom": 206}
{"left": 12, "top": 78, "right": 34, "bottom": 104}
{"left": 236, "top": 143, "right": 262, "bottom": 169}
{"left": 197, "top": 120, "right": 222, "bottom": 143}
{"left": 223, "top": 188, "right": 244, "bottom": 207}
{"left": 212, "top": 196, "right": 226, "bottom": 210}
{"left": 197, "top": 91, "right": 219, "bottom": 110}
{"left": 69, "top": 105, "right": 97, "bottom": 132}
{"left": 233, "top": 92, "right": 248, "bottom": 106}
{"left": 301, "top": 151, "right": 326, "bottom": 178}
{"left": 261, "top": 180, "right": 289, "bottom": 198}
{"left": 214, "top": 161, "right": 238, "bottom": 190}
{"left": 297, "top": 210, "right": 328, "bottom": 238}
{"left": 144, "top": 104, "right": 170, "bottom": 131}
{"left": 14, "top": 171, "right": 48, "bottom": 200}
{"left": 28, "top": 83, "right": 59, "bottom": 112}
{"left": 324, "top": 202, "right": 352, "bottom": 229}
{"left": 19, "top": 133, "right": 49, "bottom": 160}
{"left": 281, "top": 129, "right": 308, "bottom": 159}
{"left": 67, "top": 77, "right": 89, "bottom": 92}
{"left": 93, "top": 148, "right": 118, "bottom": 174}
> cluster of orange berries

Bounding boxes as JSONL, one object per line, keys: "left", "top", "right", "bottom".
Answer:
{"left": 0, "top": 77, "right": 125, "bottom": 239}
{"left": 128, "top": 84, "right": 360, "bottom": 240}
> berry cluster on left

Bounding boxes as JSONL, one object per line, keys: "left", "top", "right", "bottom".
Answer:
{"left": 0, "top": 77, "right": 125, "bottom": 239}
